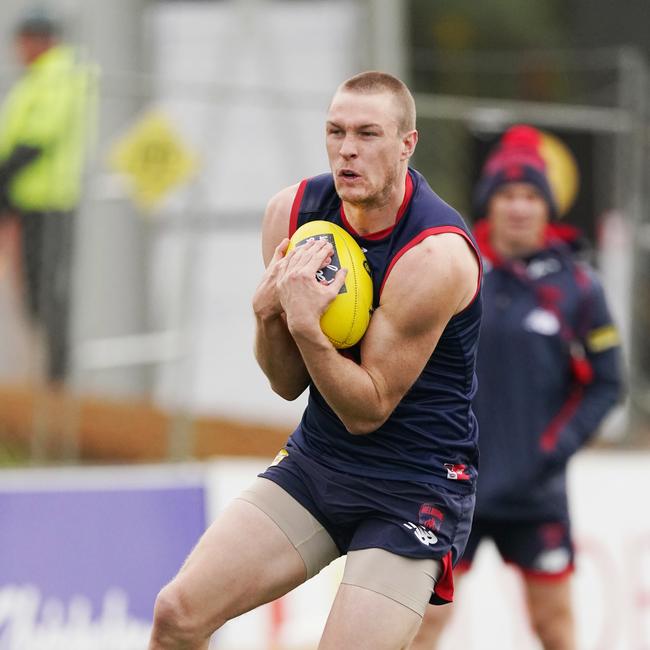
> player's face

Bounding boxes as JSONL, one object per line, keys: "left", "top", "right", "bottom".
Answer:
{"left": 326, "top": 91, "right": 413, "bottom": 208}
{"left": 488, "top": 182, "right": 550, "bottom": 255}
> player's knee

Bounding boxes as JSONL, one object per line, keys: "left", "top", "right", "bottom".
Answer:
{"left": 152, "top": 582, "right": 216, "bottom": 644}
{"left": 152, "top": 585, "right": 194, "bottom": 640}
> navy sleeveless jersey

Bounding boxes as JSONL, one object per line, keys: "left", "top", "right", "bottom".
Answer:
{"left": 286, "top": 168, "right": 482, "bottom": 493}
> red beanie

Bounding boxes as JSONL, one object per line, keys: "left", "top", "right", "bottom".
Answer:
{"left": 473, "top": 125, "right": 558, "bottom": 219}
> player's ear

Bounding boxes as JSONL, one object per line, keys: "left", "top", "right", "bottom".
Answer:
{"left": 401, "top": 130, "right": 418, "bottom": 160}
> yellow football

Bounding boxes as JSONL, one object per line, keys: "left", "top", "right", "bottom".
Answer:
{"left": 287, "top": 220, "right": 373, "bottom": 348}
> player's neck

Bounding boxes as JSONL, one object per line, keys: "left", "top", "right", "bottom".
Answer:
{"left": 342, "top": 172, "right": 408, "bottom": 236}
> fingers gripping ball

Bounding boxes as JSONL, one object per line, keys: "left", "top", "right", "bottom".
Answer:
{"left": 287, "top": 221, "right": 373, "bottom": 348}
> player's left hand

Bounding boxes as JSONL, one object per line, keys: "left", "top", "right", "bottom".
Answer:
{"left": 277, "top": 237, "right": 347, "bottom": 340}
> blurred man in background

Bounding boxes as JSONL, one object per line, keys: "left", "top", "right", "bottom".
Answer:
{"left": 0, "top": 7, "right": 94, "bottom": 383}
{"left": 410, "top": 125, "right": 624, "bottom": 650}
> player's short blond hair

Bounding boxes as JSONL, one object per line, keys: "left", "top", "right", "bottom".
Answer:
{"left": 338, "top": 71, "right": 416, "bottom": 135}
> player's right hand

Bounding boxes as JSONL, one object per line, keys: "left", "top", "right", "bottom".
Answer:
{"left": 252, "top": 238, "right": 290, "bottom": 320}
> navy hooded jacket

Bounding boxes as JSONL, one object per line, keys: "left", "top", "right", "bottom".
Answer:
{"left": 472, "top": 220, "right": 624, "bottom": 520}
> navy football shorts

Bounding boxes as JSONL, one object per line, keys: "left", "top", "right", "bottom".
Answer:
{"left": 458, "top": 517, "right": 575, "bottom": 579}
{"left": 259, "top": 443, "right": 475, "bottom": 597}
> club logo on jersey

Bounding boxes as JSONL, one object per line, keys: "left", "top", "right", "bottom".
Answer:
{"left": 444, "top": 463, "right": 471, "bottom": 481}
{"left": 403, "top": 521, "right": 438, "bottom": 546}
{"left": 523, "top": 308, "right": 560, "bottom": 336}
{"left": 269, "top": 449, "right": 288, "bottom": 467}
{"left": 295, "top": 233, "right": 347, "bottom": 294}
{"left": 418, "top": 504, "right": 444, "bottom": 531}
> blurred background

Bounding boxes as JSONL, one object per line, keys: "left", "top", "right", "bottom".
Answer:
{"left": 0, "top": 1, "right": 647, "bottom": 648}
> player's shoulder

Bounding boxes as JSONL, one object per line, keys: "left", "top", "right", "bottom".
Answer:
{"left": 265, "top": 183, "right": 301, "bottom": 221}
{"left": 552, "top": 245, "right": 600, "bottom": 287}
{"left": 572, "top": 259, "right": 608, "bottom": 300}
{"left": 262, "top": 182, "right": 302, "bottom": 238}
{"left": 383, "top": 231, "right": 479, "bottom": 314}
{"left": 259, "top": 182, "right": 302, "bottom": 263}
{"left": 573, "top": 258, "right": 599, "bottom": 280}
{"left": 401, "top": 231, "right": 478, "bottom": 278}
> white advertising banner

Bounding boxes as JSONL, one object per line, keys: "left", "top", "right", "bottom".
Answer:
{"left": 0, "top": 451, "right": 646, "bottom": 649}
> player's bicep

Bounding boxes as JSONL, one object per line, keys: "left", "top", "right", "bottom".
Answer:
{"left": 359, "top": 303, "right": 446, "bottom": 409}
{"left": 359, "top": 233, "right": 479, "bottom": 408}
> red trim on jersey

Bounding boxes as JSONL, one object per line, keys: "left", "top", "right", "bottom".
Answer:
{"left": 289, "top": 179, "right": 308, "bottom": 238}
{"left": 539, "top": 387, "right": 584, "bottom": 452}
{"left": 339, "top": 172, "right": 414, "bottom": 241}
{"left": 431, "top": 551, "right": 455, "bottom": 604}
{"left": 571, "top": 355, "right": 594, "bottom": 385}
{"left": 379, "top": 226, "right": 483, "bottom": 303}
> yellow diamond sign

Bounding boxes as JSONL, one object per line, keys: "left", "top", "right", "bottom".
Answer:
{"left": 110, "top": 111, "right": 198, "bottom": 211}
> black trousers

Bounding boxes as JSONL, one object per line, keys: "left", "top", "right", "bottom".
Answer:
{"left": 20, "top": 210, "right": 75, "bottom": 382}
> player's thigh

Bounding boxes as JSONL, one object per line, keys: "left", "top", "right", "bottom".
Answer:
{"left": 320, "top": 583, "right": 422, "bottom": 650}
{"left": 237, "top": 475, "right": 340, "bottom": 579}
{"left": 524, "top": 574, "right": 574, "bottom": 630}
{"left": 165, "top": 479, "right": 330, "bottom": 630}
{"left": 410, "top": 566, "right": 468, "bottom": 650}
{"left": 319, "top": 548, "right": 440, "bottom": 650}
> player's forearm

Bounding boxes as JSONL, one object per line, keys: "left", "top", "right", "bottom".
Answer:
{"left": 553, "top": 375, "right": 623, "bottom": 462}
{"left": 254, "top": 314, "right": 309, "bottom": 401}
{"left": 292, "top": 330, "right": 390, "bottom": 434}
{"left": 562, "top": 347, "right": 625, "bottom": 453}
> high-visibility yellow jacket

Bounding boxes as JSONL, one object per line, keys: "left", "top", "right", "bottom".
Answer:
{"left": 0, "top": 44, "right": 95, "bottom": 212}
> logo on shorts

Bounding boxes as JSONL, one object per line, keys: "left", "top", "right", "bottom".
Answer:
{"left": 418, "top": 504, "right": 444, "bottom": 531}
{"left": 403, "top": 521, "right": 438, "bottom": 546}
{"left": 444, "top": 463, "right": 470, "bottom": 481}
{"left": 269, "top": 449, "right": 288, "bottom": 467}
{"left": 533, "top": 548, "right": 571, "bottom": 574}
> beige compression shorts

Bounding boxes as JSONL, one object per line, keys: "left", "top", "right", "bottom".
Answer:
{"left": 238, "top": 477, "right": 441, "bottom": 616}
